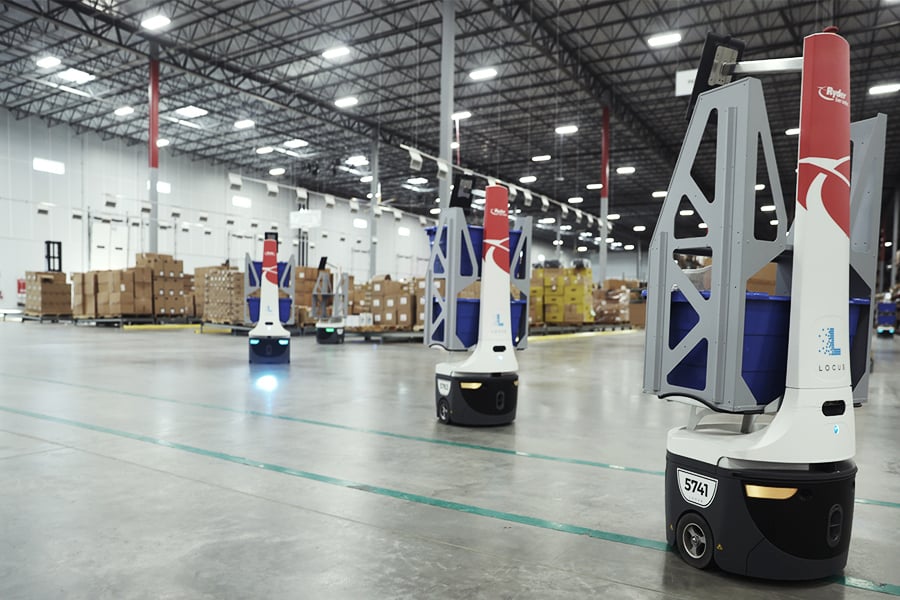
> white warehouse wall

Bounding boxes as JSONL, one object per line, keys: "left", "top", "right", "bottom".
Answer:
{"left": 0, "top": 110, "right": 437, "bottom": 304}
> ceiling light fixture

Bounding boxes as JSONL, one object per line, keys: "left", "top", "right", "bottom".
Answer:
{"left": 322, "top": 46, "right": 350, "bottom": 59}
{"left": 633, "top": 225, "right": 647, "bottom": 232}
{"left": 538, "top": 217, "right": 556, "bottom": 224}
{"left": 234, "top": 119, "right": 255, "bottom": 130}
{"left": 451, "top": 141, "right": 459, "bottom": 149}
{"left": 430, "top": 207, "right": 441, "bottom": 215}
{"left": 532, "top": 155, "right": 551, "bottom": 162}
{"left": 469, "top": 67, "right": 497, "bottom": 81}
{"left": 519, "top": 175, "right": 537, "bottom": 184}
{"left": 567, "top": 196, "right": 584, "bottom": 204}
{"left": 607, "top": 213, "right": 620, "bottom": 220}
{"left": 346, "top": 155, "right": 368, "bottom": 167}
{"left": 585, "top": 183, "right": 603, "bottom": 190}
{"left": 255, "top": 146, "right": 274, "bottom": 155}
{"left": 269, "top": 167, "right": 286, "bottom": 176}
{"left": 36, "top": 56, "right": 61, "bottom": 69}
{"left": 334, "top": 96, "right": 358, "bottom": 108}
{"left": 624, "top": 244, "right": 636, "bottom": 251}
{"left": 577, "top": 246, "right": 588, "bottom": 252}
{"left": 57, "top": 68, "right": 95, "bottom": 84}
{"left": 555, "top": 124, "right": 578, "bottom": 135}
{"left": 451, "top": 110, "right": 472, "bottom": 121}
{"left": 141, "top": 14, "right": 171, "bottom": 30}
{"left": 699, "top": 223, "right": 709, "bottom": 229}
{"left": 360, "top": 175, "right": 373, "bottom": 183}
{"left": 785, "top": 127, "right": 800, "bottom": 136}
{"left": 616, "top": 166, "right": 636, "bottom": 175}
{"left": 283, "top": 138, "right": 309, "bottom": 149}
{"left": 156, "top": 138, "right": 170, "bottom": 148}
{"left": 760, "top": 204, "right": 776, "bottom": 212}
{"left": 407, "top": 177, "right": 428, "bottom": 185}
{"left": 770, "top": 219, "right": 779, "bottom": 226}
{"left": 647, "top": 32, "right": 682, "bottom": 48}
{"left": 679, "top": 209, "right": 695, "bottom": 216}
{"left": 175, "top": 105, "right": 207, "bottom": 119}
{"left": 868, "top": 83, "right": 900, "bottom": 95}
{"left": 652, "top": 190, "right": 667, "bottom": 198}
{"left": 755, "top": 183, "right": 766, "bottom": 191}
{"left": 114, "top": 106, "right": 134, "bottom": 117}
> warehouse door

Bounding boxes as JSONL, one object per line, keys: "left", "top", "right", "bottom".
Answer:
{"left": 108, "top": 219, "right": 128, "bottom": 270}
{"left": 228, "top": 232, "right": 254, "bottom": 268}
{"left": 350, "top": 247, "right": 370, "bottom": 281}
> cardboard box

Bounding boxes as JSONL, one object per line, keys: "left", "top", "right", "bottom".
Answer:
{"left": 382, "top": 308, "right": 397, "bottom": 326}
{"left": 746, "top": 263, "right": 777, "bottom": 295}
{"left": 629, "top": 302, "right": 646, "bottom": 328}
{"left": 544, "top": 304, "right": 564, "bottom": 323}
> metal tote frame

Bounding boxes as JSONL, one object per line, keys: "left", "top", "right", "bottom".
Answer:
{"left": 425, "top": 206, "right": 532, "bottom": 351}
{"left": 643, "top": 77, "right": 886, "bottom": 412}
{"left": 243, "top": 253, "right": 296, "bottom": 325}
{"left": 311, "top": 270, "right": 349, "bottom": 322}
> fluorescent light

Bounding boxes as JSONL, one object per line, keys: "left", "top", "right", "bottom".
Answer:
{"left": 398, "top": 227, "right": 411, "bottom": 237}
{"left": 577, "top": 246, "right": 588, "bottom": 252}
{"left": 176, "top": 105, "right": 207, "bottom": 119}
{"left": 353, "top": 218, "right": 368, "bottom": 229}
{"left": 156, "top": 138, "right": 170, "bottom": 148}
{"left": 760, "top": 204, "right": 776, "bottom": 212}
{"left": 532, "top": 155, "right": 551, "bottom": 162}
{"left": 177, "top": 119, "right": 202, "bottom": 130}
{"left": 552, "top": 239, "right": 564, "bottom": 246}
{"left": 269, "top": 167, "right": 286, "bottom": 176}
{"left": 256, "top": 146, "right": 274, "bottom": 155}
{"left": 472, "top": 197, "right": 485, "bottom": 205}
{"left": 57, "top": 68, "right": 94, "bottom": 84}
{"left": 283, "top": 139, "right": 308, "bottom": 148}
{"left": 322, "top": 46, "right": 350, "bottom": 59}
{"left": 580, "top": 231, "right": 593, "bottom": 237}
{"left": 469, "top": 67, "right": 497, "bottom": 81}
{"left": 430, "top": 207, "right": 441, "bottom": 215}
{"left": 141, "top": 14, "right": 171, "bottom": 30}
{"left": 234, "top": 119, "right": 255, "bottom": 130}
{"left": 770, "top": 219, "right": 779, "bottom": 226}
{"left": 785, "top": 127, "right": 800, "bottom": 136}
{"left": 624, "top": 244, "right": 635, "bottom": 251}
{"left": 407, "top": 177, "right": 428, "bottom": 185}
{"left": 114, "top": 105, "right": 134, "bottom": 117}
{"left": 647, "top": 32, "right": 682, "bottom": 48}
{"left": 59, "top": 85, "right": 91, "bottom": 98}
{"left": 560, "top": 225, "right": 573, "bottom": 231}
{"left": 652, "top": 190, "right": 667, "bottom": 198}
{"left": 346, "top": 155, "right": 368, "bottom": 167}
{"left": 884, "top": 241, "right": 893, "bottom": 248}
{"left": 699, "top": 223, "right": 708, "bottom": 229}
{"left": 616, "top": 166, "right": 636, "bottom": 175}
{"left": 451, "top": 110, "right": 472, "bottom": 121}
{"left": 605, "top": 237, "right": 614, "bottom": 243}
{"left": 36, "top": 56, "right": 61, "bottom": 69}
{"left": 869, "top": 83, "right": 900, "bottom": 95}
{"left": 434, "top": 197, "right": 441, "bottom": 203}
{"left": 755, "top": 183, "right": 766, "bottom": 191}
{"left": 555, "top": 124, "right": 578, "bottom": 135}
{"left": 633, "top": 225, "right": 647, "bottom": 232}
{"left": 32, "top": 157, "right": 65, "bottom": 175}
{"left": 334, "top": 96, "right": 358, "bottom": 108}
{"left": 232, "top": 195, "right": 252, "bottom": 208}
{"left": 519, "top": 175, "right": 537, "bottom": 184}
{"left": 157, "top": 181, "right": 171, "bottom": 194}
{"left": 360, "top": 175, "right": 373, "bottom": 183}
{"left": 567, "top": 196, "right": 584, "bottom": 204}
{"left": 679, "top": 209, "right": 695, "bottom": 216}
{"left": 538, "top": 217, "right": 556, "bottom": 224}
{"left": 451, "top": 141, "right": 459, "bottom": 149}
{"left": 586, "top": 183, "right": 603, "bottom": 190}
{"left": 607, "top": 213, "right": 620, "bottom": 220}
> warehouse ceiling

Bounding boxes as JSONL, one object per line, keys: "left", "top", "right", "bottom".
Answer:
{"left": 1, "top": 0, "right": 899, "bottom": 251}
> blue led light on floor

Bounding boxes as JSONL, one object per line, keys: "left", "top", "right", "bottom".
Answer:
{"left": 255, "top": 375, "right": 278, "bottom": 391}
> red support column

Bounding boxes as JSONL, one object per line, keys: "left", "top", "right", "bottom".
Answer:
{"left": 148, "top": 58, "right": 159, "bottom": 169}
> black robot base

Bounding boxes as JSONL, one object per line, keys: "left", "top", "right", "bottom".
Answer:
{"left": 434, "top": 371, "right": 518, "bottom": 426}
{"left": 665, "top": 452, "right": 856, "bottom": 580}
{"left": 249, "top": 336, "right": 290, "bottom": 364}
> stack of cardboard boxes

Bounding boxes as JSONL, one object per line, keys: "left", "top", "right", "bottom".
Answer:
{"left": 72, "top": 272, "right": 96, "bottom": 317}
{"left": 534, "top": 267, "right": 593, "bottom": 324}
{"left": 24, "top": 272, "right": 72, "bottom": 316}
{"left": 593, "top": 279, "right": 637, "bottom": 325}
{"left": 204, "top": 268, "right": 245, "bottom": 324}
{"left": 194, "top": 265, "right": 233, "bottom": 320}
{"left": 136, "top": 253, "right": 188, "bottom": 318}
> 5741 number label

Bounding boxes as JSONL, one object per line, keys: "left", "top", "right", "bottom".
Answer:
{"left": 676, "top": 468, "right": 718, "bottom": 508}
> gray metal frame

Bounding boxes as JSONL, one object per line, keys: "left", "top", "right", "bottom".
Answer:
{"left": 643, "top": 77, "right": 887, "bottom": 412}
{"left": 243, "top": 253, "right": 295, "bottom": 326}
{"left": 312, "top": 270, "right": 350, "bottom": 322}
{"left": 424, "top": 207, "right": 532, "bottom": 351}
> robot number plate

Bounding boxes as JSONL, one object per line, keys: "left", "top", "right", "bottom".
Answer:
{"left": 677, "top": 468, "right": 718, "bottom": 508}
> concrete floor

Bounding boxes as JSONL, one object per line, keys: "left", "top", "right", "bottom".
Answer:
{"left": 0, "top": 322, "right": 897, "bottom": 599}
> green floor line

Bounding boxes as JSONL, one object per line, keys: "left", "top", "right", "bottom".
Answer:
{"left": 2, "top": 404, "right": 898, "bottom": 598}
{"left": 2, "top": 372, "right": 899, "bottom": 511}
